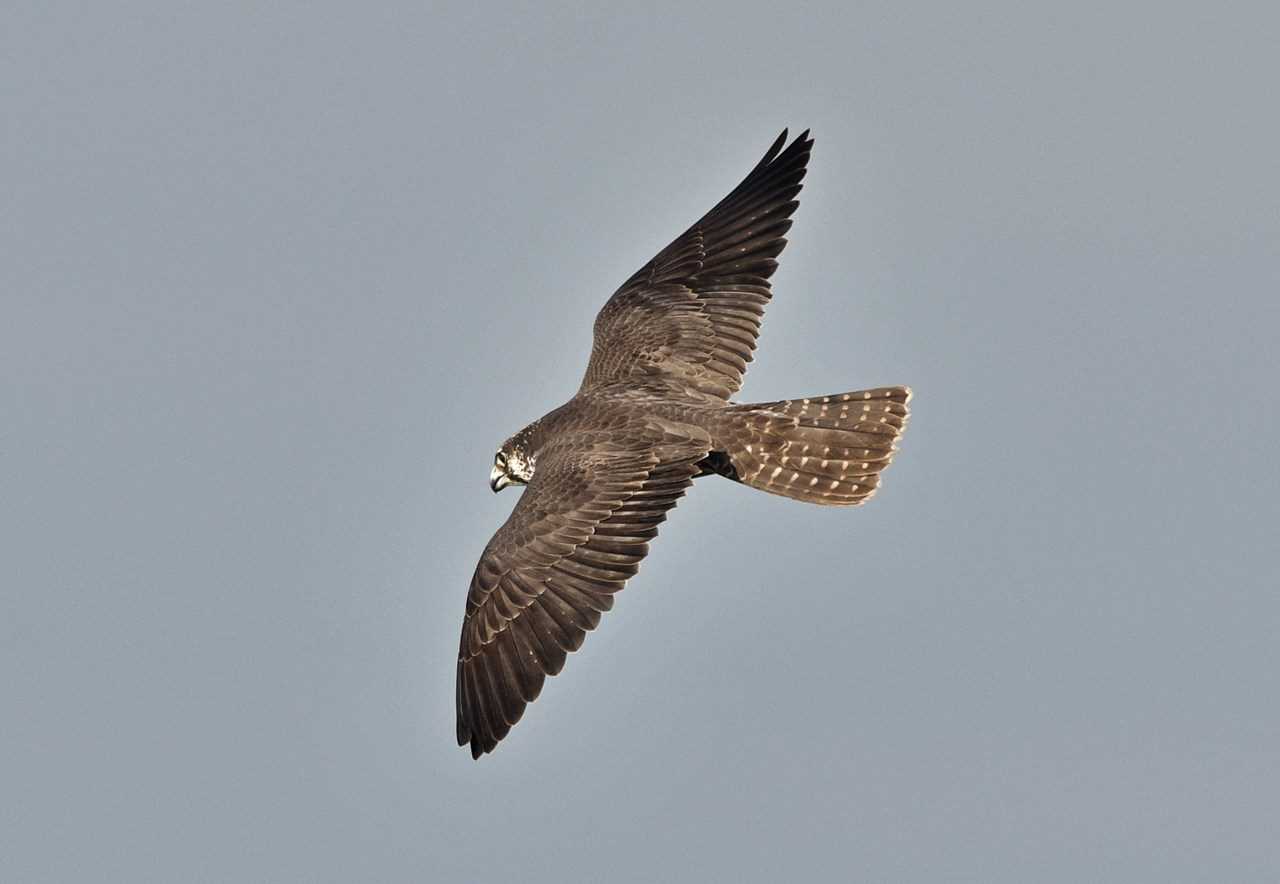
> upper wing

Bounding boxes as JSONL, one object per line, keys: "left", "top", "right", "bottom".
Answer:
{"left": 580, "top": 130, "right": 814, "bottom": 400}
{"left": 456, "top": 439, "right": 705, "bottom": 758}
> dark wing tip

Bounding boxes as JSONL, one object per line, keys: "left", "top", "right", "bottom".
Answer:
{"left": 781, "top": 128, "right": 814, "bottom": 162}
{"left": 758, "top": 128, "right": 812, "bottom": 168}
{"left": 764, "top": 128, "right": 788, "bottom": 162}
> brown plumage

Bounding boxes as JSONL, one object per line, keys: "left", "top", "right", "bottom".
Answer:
{"left": 457, "top": 131, "right": 912, "bottom": 758}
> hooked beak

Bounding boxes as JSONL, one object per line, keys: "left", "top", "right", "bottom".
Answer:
{"left": 490, "top": 464, "right": 511, "bottom": 493}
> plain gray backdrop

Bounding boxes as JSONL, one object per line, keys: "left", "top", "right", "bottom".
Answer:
{"left": 4, "top": 2, "right": 1278, "bottom": 881}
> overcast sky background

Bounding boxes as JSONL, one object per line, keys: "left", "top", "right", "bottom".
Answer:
{"left": 4, "top": 2, "right": 1278, "bottom": 881}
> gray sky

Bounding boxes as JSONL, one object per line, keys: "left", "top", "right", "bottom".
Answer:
{"left": 4, "top": 2, "right": 1278, "bottom": 881}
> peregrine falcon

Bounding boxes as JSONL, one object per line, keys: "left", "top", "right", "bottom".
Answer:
{"left": 456, "top": 131, "right": 911, "bottom": 758}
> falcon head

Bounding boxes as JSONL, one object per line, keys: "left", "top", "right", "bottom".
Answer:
{"left": 490, "top": 434, "right": 535, "bottom": 493}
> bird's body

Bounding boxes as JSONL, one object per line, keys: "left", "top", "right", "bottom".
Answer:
{"left": 456, "top": 131, "right": 911, "bottom": 758}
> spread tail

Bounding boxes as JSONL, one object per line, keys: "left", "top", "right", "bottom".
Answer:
{"left": 713, "top": 386, "right": 911, "bottom": 505}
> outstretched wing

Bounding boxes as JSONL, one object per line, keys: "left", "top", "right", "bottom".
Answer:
{"left": 456, "top": 439, "right": 705, "bottom": 758}
{"left": 580, "top": 130, "right": 814, "bottom": 400}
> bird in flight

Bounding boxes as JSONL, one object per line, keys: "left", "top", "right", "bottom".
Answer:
{"left": 456, "top": 130, "right": 911, "bottom": 758}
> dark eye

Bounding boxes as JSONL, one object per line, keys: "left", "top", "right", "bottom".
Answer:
{"left": 495, "top": 453, "right": 506, "bottom": 467}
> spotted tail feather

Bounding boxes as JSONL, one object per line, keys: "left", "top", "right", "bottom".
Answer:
{"left": 717, "top": 386, "right": 911, "bottom": 505}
